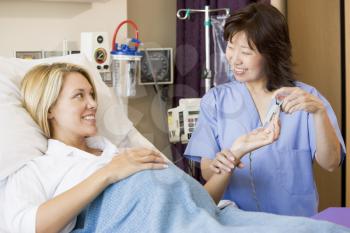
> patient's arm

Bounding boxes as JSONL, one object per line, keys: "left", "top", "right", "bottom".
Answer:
{"left": 36, "top": 168, "right": 109, "bottom": 233}
{"left": 202, "top": 117, "right": 280, "bottom": 204}
{"left": 36, "top": 148, "right": 167, "bottom": 233}
{"left": 201, "top": 157, "right": 216, "bottom": 181}
{"left": 202, "top": 157, "right": 237, "bottom": 204}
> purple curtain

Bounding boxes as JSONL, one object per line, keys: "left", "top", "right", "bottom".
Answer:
{"left": 172, "top": 0, "right": 269, "bottom": 179}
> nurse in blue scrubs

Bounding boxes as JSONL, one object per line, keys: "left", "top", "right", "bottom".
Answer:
{"left": 185, "top": 3, "right": 346, "bottom": 217}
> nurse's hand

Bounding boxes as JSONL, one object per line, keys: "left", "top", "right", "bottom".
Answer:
{"left": 210, "top": 150, "right": 244, "bottom": 174}
{"left": 274, "top": 87, "right": 325, "bottom": 115}
{"left": 231, "top": 115, "right": 280, "bottom": 159}
{"left": 210, "top": 116, "right": 280, "bottom": 174}
{"left": 102, "top": 148, "right": 168, "bottom": 184}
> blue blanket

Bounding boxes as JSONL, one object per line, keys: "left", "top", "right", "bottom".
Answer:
{"left": 72, "top": 164, "right": 350, "bottom": 233}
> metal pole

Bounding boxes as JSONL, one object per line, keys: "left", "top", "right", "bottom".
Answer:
{"left": 204, "top": 5, "right": 212, "bottom": 93}
{"left": 176, "top": 6, "right": 230, "bottom": 93}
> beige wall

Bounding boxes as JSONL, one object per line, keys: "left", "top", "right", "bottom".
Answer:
{"left": 288, "top": 0, "right": 343, "bottom": 211}
{"left": 0, "top": 0, "right": 127, "bottom": 56}
{"left": 127, "top": 0, "right": 176, "bottom": 159}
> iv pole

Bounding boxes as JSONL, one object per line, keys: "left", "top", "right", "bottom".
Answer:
{"left": 177, "top": 6, "right": 230, "bottom": 93}
{"left": 175, "top": 6, "right": 230, "bottom": 177}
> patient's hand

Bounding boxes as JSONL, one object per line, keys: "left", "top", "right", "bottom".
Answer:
{"left": 209, "top": 116, "right": 280, "bottom": 174}
{"left": 102, "top": 148, "right": 168, "bottom": 184}
{"left": 231, "top": 115, "right": 280, "bottom": 159}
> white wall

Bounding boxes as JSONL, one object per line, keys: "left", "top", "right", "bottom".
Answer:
{"left": 0, "top": 0, "right": 127, "bottom": 57}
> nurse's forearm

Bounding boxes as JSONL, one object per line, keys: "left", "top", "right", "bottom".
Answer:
{"left": 36, "top": 168, "right": 109, "bottom": 233}
{"left": 201, "top": 162, "right": 215, "bottom": 181}
{"left": 313, "top": 109, "right": 341, "bottom": 172}
{"left": 204, "top": 171, "right": 232, "bottom": 204}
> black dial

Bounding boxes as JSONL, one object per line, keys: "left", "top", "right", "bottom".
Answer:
{"left": 97, "top": 35, "right": 104, "bottom": 44}
{"left": 141, "top": 51, "right": 170, "bottom": 82}
{"left": 94, "top": 48, "right": 107, "bottom": 64}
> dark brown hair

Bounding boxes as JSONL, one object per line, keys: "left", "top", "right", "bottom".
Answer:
{"left": 224, "top": 3, "right": 295, "bottom": 91}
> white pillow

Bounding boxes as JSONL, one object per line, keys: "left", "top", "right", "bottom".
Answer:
{"left": 0, "top": 54, "right": 135, "bottom": 180}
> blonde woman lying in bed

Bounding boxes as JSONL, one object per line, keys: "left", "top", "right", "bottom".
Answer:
{"left": 1, "top": 63, "right": 279, "bottom": 233}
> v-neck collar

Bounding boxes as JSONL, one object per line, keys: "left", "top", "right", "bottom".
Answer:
{"left": 241, "top": 82, "right": 275, "bottom": 129}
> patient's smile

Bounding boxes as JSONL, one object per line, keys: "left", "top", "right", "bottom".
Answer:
{"left": 82, "top": 114, "right": 96, "bottom": 124}
{"left": 82, "top": 114, "right": 95, "bottom": 120}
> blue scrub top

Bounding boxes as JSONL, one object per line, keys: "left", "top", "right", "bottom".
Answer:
{"left": 184, "top": 81, "right": 346, "bottom": 217}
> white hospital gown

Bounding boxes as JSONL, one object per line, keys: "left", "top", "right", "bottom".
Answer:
{"left": 0, "top": 136, "right": 119, "bottom": 233}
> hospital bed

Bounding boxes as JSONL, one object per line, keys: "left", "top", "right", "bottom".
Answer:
{"left": 0, "top": 54, "right": 164, "bottom": 232}
{"left": 0, "top": 54, "right": 349, "bottom": 233}
{"left": 0, "top": 53, "right": 237, "bottom": 230}
{"left": 0, "top": 54, "right": 162, "bottom": 182}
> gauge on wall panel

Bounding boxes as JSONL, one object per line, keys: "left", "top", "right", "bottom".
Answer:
{"left": 94, "top": 48, "right": 107, "bottom": 64}
{"left": 141, "top": 52, "right": 168, "bottom": 81}
{"left": 140, "top": 48, "right": 173, "bottom": 85}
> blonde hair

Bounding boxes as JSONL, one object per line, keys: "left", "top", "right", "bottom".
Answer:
{"left": 21, "top": 63, "right": 97, "bottom": 138}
